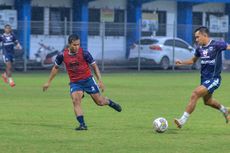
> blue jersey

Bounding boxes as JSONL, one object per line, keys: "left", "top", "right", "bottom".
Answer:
{"left": 0, "top": 33, "right": 18, "bottom": 54}
{"left": 195, "top": 40, "right": 228, "bottom": 80}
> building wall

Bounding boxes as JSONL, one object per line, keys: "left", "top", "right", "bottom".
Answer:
{"left": 31, "top": 0, "right": 72, "bottom": 7}
{"left": 142, "top": 0, "right": 177, "bottom": 37}
{"left": 0, "top": 0, "right": 14, "bottom": 5}
{"left": 2, "top": 0, "right": 227, "bottom": 60}
{"left": 89, "top": 0, "right": 126, "bottom": 9}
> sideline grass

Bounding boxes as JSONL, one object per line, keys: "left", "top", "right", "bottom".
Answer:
{"left": 0, "top": 72, "right": 230, "bottom": 153}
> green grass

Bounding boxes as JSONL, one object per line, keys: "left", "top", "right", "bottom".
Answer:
{"left": 1, "top": 71, "right": 230, "bottom": 153}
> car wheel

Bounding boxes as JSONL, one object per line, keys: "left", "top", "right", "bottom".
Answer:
{"left": 160, "top": 56, "right": 170, "bottom": 70}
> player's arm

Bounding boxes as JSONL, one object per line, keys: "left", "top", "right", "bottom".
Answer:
{"left": 12, "top": 34, "right": 22, "bottom": 50}
{"left": 226, "top": 44, "right": 230, "bottom": 50}
{"left": 91, "top": 63, "right": 105, "bottom": 92}
{"left": 43, "top": 53, "right": 63, "bottom": 91}
{"left": 43, "top": 65, "right": 59, "bottom": 91}
{"left": 84, "top": 50, "right": 105, "bottom": 92}
{"left": 176, "top": 56, "right": 198, "bottom": 66}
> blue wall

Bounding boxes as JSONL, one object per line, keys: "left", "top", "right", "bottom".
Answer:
{"left": 126, "top": 0, "right": 142, "bottom": 58}
{"left": 72, "top": 0, "right": 89, "bottom": 50}
{"left": 15, "top": 0, "right": 31, "bottom": 58}
{"left": 177, "top": 2, "right": 193, "bottom": 45}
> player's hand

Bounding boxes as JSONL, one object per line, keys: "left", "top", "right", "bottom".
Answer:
{"left": 175, "top": 60, "right": 183, "bottom": 65}
{"left": 98, "top": 80, "right": 105, "bottom": 92}
{"left": 43, "top": 82, "right": 50, "bottom": 92}
{"left": 16, "top": 44, "right": 22, "bottom": 50}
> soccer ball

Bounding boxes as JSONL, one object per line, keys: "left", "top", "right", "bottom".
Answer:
{"left": 153, "top": 117, "right": 168, "bottom": 133}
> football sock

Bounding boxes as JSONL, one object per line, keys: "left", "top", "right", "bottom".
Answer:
{"left": 219, "top": 105, "right": 227, "bottom": 113}
{"left": 8, "top": 77, "right": 13, "bottom": 83}
{"left": 76, "top": 115, "right": 86, "bottom": 126}
{"left": 108, "top": 99, "right": 122, "bottom": 112}
{"left": 179, "top": 112, "right": 190, "bottom": 125}
{"left": 108, "top": 99, "right": 115, "bottom": 107}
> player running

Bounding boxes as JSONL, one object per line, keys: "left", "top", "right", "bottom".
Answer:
{"left": 1, "top": 24, "right": 22, "bottom": 87}
{"left": 43, "top": 34, "right": 122, "bottom": 131}
{"left": 174, "top": 26, "right": 230, "bottom": 128}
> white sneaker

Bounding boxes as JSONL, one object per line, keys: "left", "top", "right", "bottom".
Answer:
{"left": 223, "top": 107, "right": 230, "bottom": 123}
{"left": 174, "top": 118, "right": 183, "bottom": 128}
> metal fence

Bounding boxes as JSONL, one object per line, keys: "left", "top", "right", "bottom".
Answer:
{"left": 0, "top": 20, "right": 230, "bottom": 72}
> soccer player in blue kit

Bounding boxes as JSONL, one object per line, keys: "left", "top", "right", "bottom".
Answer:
{"left": 1, "top": 24, "right": 22, "bottom": 87}
{"left": 174, "top": 26, "right": 230, "bottom": 128}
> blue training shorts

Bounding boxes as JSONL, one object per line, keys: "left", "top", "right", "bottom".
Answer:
{"left": 3, "top": 53, "right": 14, "bottom": 63}
{"left": 201, "top": 78, "right": 221, "bottom": 94}
{"left": 69, "top": 77, "right": 100, "bottom": 94}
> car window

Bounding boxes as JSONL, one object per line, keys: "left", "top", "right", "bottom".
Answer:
{"left": 175, "top": 40, "right": 189, "bottom": 49}
{"left": 164, "top": 39, "right": 175, "bottom": 47}
{"left": 136, "top": 39, "right": 159, "bottom": 45}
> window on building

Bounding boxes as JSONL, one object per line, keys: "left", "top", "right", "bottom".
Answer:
{"left": 206, "top": 12, "right": 227, "bottom": 38}
{"left": 49, "top": 7, "right": 70, "bottom": 35}
{"left": 142, "top": 10, "right": 166, "bottom": 36}
{"left": 88, "top": 8, "right": 100, "bottom": 36}
{"left": 31, "top": 7, "right": 44, "bottom": 35}
{"left": 0, "top": 6, "right": 14, "bottom": 33}
{"left": 105, "top": 9, "right": 125, "bottom": 36}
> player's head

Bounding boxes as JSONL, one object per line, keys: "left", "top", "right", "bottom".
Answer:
{"left": 68, "top": 34, "right": 80, "bottom": 53}
{"left": 194, "top": 26, "right": 210, "bottom": 46}
{"left": 4, "top": 24, "right": 12, "bottom": 34}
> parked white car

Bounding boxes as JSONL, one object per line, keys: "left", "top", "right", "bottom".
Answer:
{"left": 128, "top": 36, "right": 200, "bottom": 70}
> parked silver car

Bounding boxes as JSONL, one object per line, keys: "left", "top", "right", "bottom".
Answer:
{"left": 128, "top": 36, "right": 200, "bottom": 70}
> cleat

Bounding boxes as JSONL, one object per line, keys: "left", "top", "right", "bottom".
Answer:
{"left": 9, "top": 81, "right": 15, "bottom": 87}
{"left": 174, "top": 118, "right": 182, "bottom": 129}
{"left": 223, "top": 108, "right": 230, "bottom": 123}
{"left": 110, "top": 102, "right": 122, "bottom": 112}
{"left": 1, "top": 73, "right": 8, "bottom": 83}
{"left": 75, "top": 125, "right": 88, "bottom": 131}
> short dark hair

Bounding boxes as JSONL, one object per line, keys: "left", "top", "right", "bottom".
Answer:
{"left": 68, "top": 34, "right": 79, "bottom": 44}
{"left": 194, "top": 26, "right": 209, "bottom": 36}
{"left": 4, "top": 24, "right": 11, "bottom": 28}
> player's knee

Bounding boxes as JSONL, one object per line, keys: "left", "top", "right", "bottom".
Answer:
{"left": 203, "top": 100, "right": 211, "bottom": 106}
{"left": 191, "top": 91, "right": 200, "bottom": 100}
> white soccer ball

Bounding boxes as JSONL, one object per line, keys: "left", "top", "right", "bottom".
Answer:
{"left": 153, "top": 117, "right": 168, "bottom": 133}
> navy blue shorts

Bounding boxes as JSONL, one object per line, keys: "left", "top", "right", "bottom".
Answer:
{"left": 69, "top": 77, "right": 100, "bottom": 94}
{"left": 201, "top": 78, "right": 221, "bottom": 94}
{"left": 3, "top": 53, "right": 14, "bottom": 63}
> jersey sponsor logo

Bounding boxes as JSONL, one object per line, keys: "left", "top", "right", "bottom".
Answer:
{"left": 201, "top": 59, "right": 215, "bottom": 64}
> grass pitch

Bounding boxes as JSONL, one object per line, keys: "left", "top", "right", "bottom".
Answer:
{"left": 0, "top": 71, "right": 230, "bottom": 153}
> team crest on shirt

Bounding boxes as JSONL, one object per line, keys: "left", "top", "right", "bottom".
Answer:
{"left": 202, "top": 49, "right": 208, "bottom": 57}
{"left": 209, "top": 46, "right": 213, "bottom": 51}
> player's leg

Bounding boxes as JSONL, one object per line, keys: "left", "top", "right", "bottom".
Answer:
{"left": 2, "top": 55, "right": 9, "bottom": 83}
{"left": 70, "top": 82, "right": 88, "bottom": 130}
{"left": 6, "top": 61, "right": 15, "bottom": 87}
{"left": 174, "top": 85, "right": 208, "bottom": 128}
{"left": 3, "top": 54, "right": 15, "bottom": 87}
{"left": 90, "top": 93, "right": 122, "bottom": 112}
{"left": 71, "top": 91, "right": 87, "bottom": 130}
{"left": 84, "top": 77, "right": 122, "bottom": 112}
{"left": 203, "top": 94, "right": 229, "bottom": 123}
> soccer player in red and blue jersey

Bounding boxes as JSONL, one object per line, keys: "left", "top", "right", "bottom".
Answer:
{"left": 43, "top": 34, "right": 122, "bottom": 130}
{"left": 174, "top": 26, "right": 230, "bottom": 128}
{"left": 1, "top": 24, "right": 22, "bottom": 87}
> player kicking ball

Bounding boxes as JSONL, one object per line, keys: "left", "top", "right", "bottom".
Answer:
{"left": 174, "top": 26, "right": 230, "bottom": 128}
{"left": 43, "top": 34, "right": 122, "bottom": 131}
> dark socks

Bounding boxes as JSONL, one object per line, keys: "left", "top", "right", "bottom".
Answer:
{"left": 76, "top": 115, "right": 86, "bottom": 126}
